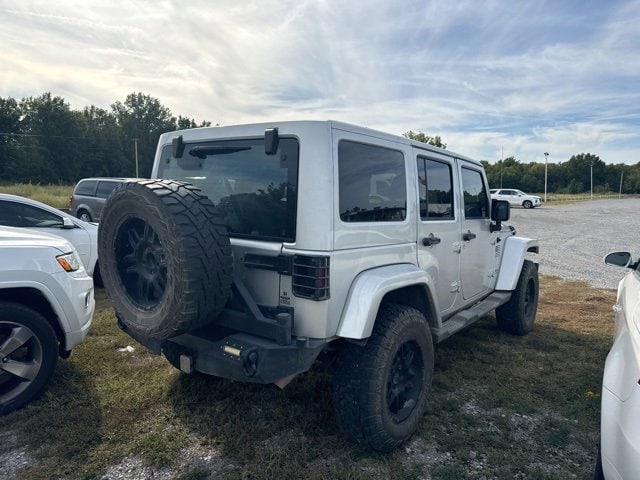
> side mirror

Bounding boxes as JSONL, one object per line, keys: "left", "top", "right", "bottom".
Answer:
{"left": 491, "top": 200, "right": 510, "bottom": 221}
{"left": 490, "top": 200, "right": 510, "bottom": 233}
{"left": 62, "top": 217, "right": 76, "bottom": 229}
{"left": 604, "top": 251, "right": 633, "bottom": 268}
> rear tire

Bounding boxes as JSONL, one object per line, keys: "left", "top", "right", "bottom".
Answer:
{"left": 496, "top": 260, "right": 539, "bottom": 335}
{"left": 332, "top": 304, "right": 434, "bottom": 452}
{"left": 77, "top": 210, "right": 92, "bottom": 222}
{"left": 98, "top": 179, "right": 233, "bottom": 341}
{"left": 0, "top": 302, "right": 58, "bottom": 415}
{"left": 93, "top": 262, "right": 103, "bottom": 288}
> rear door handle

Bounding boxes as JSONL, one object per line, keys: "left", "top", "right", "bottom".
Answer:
{"left": 422, "top": 234, "right": 441, "bottom": 247}
{"left": 462, "top": 230, "right": 477, "bottom": 241}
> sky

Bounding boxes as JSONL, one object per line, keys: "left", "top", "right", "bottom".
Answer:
{"left": 1, "top": 0, "right": 639, "bottom": 165}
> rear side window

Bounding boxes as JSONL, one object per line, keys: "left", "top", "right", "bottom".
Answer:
{"left": 157, "top": 137, "right": 299, "bottom": 242}
{"left": 96, "top": 181, "right": 121, "bottom": 199}
{"left": 461, "top": 167, "right": 489, "bottom": 219}
{"left": 417, "top": 157, "right": 454, "bottom": 220}
{"left": 338, "top": 141, "right": 406, "bottom": 222}
{"left": 74, "top": 180, "right": 97, "bottom": 196}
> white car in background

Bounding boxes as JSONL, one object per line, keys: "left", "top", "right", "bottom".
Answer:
{"left": 597, "top": 251, "right": 640, "bottom": 479}
{"left": 0, "top": 226, "right": 94, "bottom": 414}
{"left": 490, "top": 189, "right": 541, "bottom": 209}
{"left": 0, "top": 193, "right": 101, "bottom": 285}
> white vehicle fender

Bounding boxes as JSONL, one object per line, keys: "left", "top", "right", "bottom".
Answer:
{"left": 495, "top": 236, "right": 539, "bottom": 291}
{"left": 336, "top": 264, "right": 437, "bottom": 340}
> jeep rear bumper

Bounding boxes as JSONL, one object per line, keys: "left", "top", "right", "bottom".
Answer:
{"left": 118, "top": 318, "right": 327, "bottom": 384}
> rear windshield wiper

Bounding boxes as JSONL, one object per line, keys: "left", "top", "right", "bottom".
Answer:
{"left": 188, "top": 146, "right": 252, "bottom": 158}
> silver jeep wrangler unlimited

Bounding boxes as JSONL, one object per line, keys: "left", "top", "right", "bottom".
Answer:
{"left": 98, "top": 121, "right": 539, "bottom": 452}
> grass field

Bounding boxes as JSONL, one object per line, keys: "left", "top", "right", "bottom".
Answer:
{"left": 0, "top": 183, "right": 73, "bottom": 209}
{"left": 0, "top": 276, "right": 613, "bottom": 479}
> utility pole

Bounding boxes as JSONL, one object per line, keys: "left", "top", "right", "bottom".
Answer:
{"left": 544, "top": 152, "right": 549, "bottom": 203}
{"left": 500, "top": 146, "right": 503, "bottom": 188}
{"left": 133, "top": 138, "right": 139, "bottom": 177}
{"left": 590, "top": 161, "right": 594, "bottom": 199}
{"left": 619, "top": 170, "right": 624, "bottom": 198}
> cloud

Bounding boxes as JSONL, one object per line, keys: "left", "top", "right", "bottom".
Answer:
{"left": 0, "top": 0, "right": 639, "bottom": 164}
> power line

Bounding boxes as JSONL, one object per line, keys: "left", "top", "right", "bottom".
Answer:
{"left": 0, "top": 132, "right": 92, "bottom": 140}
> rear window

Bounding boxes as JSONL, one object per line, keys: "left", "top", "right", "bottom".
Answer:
{"left": 74, "top": 180, "right": 97, "bottom": 196}
{"left": 158, "top": 137, "right": 299, "bottom": 242}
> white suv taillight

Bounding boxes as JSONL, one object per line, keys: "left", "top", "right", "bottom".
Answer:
{"left": 292, "top": 255, "right": 330, "bottom": 300}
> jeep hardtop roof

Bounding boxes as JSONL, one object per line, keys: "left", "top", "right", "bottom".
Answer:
{"left": 157, "top": 120, "right": 482, "bottom": 167}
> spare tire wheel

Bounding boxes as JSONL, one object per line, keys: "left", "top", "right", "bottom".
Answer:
{"left": 98, "top": 179, "right": 233, "bottom": 340}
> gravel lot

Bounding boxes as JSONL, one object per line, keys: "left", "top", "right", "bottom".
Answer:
{"left": 507, "top": 198, "right": 640, "bottom": 290}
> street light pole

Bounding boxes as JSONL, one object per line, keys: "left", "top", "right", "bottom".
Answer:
{"left": 590, "top": 162, "right": 593, "bottom": 199}
{"left": 500, "top": 146, "right": 503, "bottom": 188}
{"left": 544, "top": 152, "right": 549, "bottom": 203}
{"left": 133, "top": 138, "right": 139, "bottom": 177}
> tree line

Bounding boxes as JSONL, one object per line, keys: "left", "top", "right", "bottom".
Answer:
{"left": 0, "top": 92, "right": 210, "bottom": 184}
{"left": 405, "top": 131, "right": 640, "bottom": 194}
{"left": 1, "top": 94, "right": 639, "bottom": 194}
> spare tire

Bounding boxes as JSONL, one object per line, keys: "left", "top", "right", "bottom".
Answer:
{"left": 98, "top": 179, "right": 233, "bottom": 340}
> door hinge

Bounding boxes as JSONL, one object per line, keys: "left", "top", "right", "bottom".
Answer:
{"left": 450, "top": 281, "right": 460, "bottom": 293}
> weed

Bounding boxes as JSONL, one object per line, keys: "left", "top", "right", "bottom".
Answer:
{"left": 0, "top": 183, "right": 73, "bottom": 209}
{"left": 0, "top": 276, "right": 613, "bottom": 479}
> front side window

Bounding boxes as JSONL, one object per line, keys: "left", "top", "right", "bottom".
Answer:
{"left": 0, "top": 201, "right": 64, "bottom": 228}
{"left": 461, "top": 167, "right": 489, "bottom": 219}
{"left": 417, "top": 157, "right": 454, "bottom": 220}
{"left": 158, "top": 137, "right": 299, "bottom": 242}
{"left": 338, "top": 141, "right": 406, "bottom": 222}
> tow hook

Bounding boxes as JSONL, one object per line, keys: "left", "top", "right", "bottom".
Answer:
{"left": 242, "top": 349, "right": 259, "bottom": 377}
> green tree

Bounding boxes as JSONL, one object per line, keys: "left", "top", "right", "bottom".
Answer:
{"left": 403, "top": 130, "right": 447, "bottom": 149}
{"left": 80, "top": 105, "right": 129, "bottom": 178}
{"left": 176, "top": 115, "right": 212, "bottom": 130}
{"left": 14, "top": 93, "right": 85, "bottom": 183}
{"left": 0, "top": 97, "right": 21, "bottom": 180}
{"left": 562, "top": 153, "right": 606, "bottom": 193}
{"left": 112, "top": 92, "right": 177, "bottom": 177}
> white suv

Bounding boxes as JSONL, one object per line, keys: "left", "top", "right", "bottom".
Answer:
{"left": 596, "top": 252, "right": 640, "bottom": 479}
{"left": 98, "top": 120, "right": 539, "bottom": 451}
{"left": 490, "top": 188, "right": 541, "bottom": 209}
{"left": 0, "top": 226, "right": 94, "bottom": 415}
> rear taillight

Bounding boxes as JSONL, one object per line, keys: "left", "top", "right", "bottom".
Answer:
{"left": 292, "top": 255, "right": 330, "bottom": 300}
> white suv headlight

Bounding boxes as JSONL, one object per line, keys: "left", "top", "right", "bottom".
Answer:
{"left": 56, "top": 252, "right": 82, "bottom": 272}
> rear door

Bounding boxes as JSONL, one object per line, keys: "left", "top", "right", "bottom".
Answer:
{"left": 155, "top": 134, "right": 300, "bottom": 310}
{"left": 415, "top": 153, "right": 460, "bottom": 313}
{"left": 458, "top": 163, "right": 494, "bottom": 300}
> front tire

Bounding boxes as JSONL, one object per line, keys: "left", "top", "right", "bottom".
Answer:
{"left": 496, "top": 260, "right": 539, "bottom": 335}
{"left": 0, "top": 302, "right": 59, "bottom": 415}
{"left": 523, "top": 200, "right": 533, "bottom": 209}
{"left": 332, "top": 304, "right": 434, "bottom": 452}
{"left": 594, "top": 440, "right": 604, "bottom": 480}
